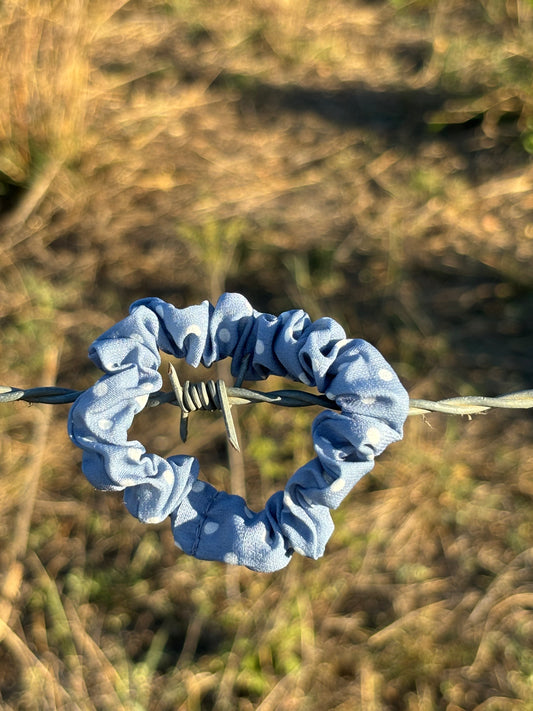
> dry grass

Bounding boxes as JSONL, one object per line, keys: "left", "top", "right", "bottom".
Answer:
{"left": 1, "top": 0, "right": 533, "bottom": 709}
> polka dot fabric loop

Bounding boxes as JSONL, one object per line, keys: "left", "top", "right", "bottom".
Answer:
{"left": 68, "top": 293, "right": 409, "bottom": 572}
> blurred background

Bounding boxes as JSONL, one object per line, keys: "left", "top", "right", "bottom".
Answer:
{"left": 1, "top": 0, "right": 532, "bottom": 708}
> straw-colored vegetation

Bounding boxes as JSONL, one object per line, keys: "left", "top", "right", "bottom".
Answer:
{"left": 1, "top": 0, "right": 533, "bottom": 708}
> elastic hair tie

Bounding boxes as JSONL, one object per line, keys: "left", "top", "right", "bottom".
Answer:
{"left": 68, "top": 293, "right": 409, "bottom": 572}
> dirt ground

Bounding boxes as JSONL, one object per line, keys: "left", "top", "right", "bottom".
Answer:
{"left": 1, "top": 1, "right": 533, "bottom": 709}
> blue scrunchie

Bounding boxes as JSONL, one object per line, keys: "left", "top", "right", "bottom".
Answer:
{"left": 68, "top": 293, "right": 409, "bottom": 572}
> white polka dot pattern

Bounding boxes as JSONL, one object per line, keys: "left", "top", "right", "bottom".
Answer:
{"left": 184, "top": 324, "right": 202, "bottom": 338}
{"left": 135, "top": 394, "right": 148, "bottom": 409}
{"left": 128, "top": 447, "right": 142, "bottom": 462}
{"left": 378, "top": 368, "right": 394, "bottom": 382}
{"left": 366, "top": 427, "right": 381, "bottom": 446}
{"left": 68, "top": 293, "right": 409, "bottom": 573}
{"left": 93, "top": 381, "right": 108, "bottom": 397}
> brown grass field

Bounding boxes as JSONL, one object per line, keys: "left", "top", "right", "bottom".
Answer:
{"left": 1, "top": 0, "right": 533, "bottom": 708}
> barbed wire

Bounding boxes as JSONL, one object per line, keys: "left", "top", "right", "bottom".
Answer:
{"left": 1, "top": 382, "right": 532, "bottom": 417}
{"left": 2, "top": 378, "right": 532, "bottom": 451}
{"left": 408, "top": 391, "right": 533, "bottom": 416}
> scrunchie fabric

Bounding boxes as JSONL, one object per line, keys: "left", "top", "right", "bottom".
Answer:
{"left": 68, "top": 293, "right": 409, "bottom": 572}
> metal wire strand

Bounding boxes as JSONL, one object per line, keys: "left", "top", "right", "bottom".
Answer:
{"left": 408, "top": 390, "right": 533, "bottom": 416}
{"left": 1, "top": 382, "right": 532, "bottom": 447}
